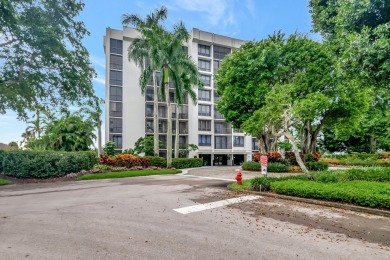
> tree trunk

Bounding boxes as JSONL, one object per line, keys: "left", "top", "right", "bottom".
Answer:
{"left": 165, "top": 82, "right": 172, "bottom": 168}
{"left": 97, "top": 120, "right": 102, "bottom": 156}
{"left": 370, "top": 136, "right": 377, "bottom": 153}
{"left": 257, "top": 135, "right": 267, "bottom": 154}
{"left": 302, "top": 120, "right": 311, "bottom": 154}
{"left": 153, "top": 72, "right": 159, "bottom": 157}
{"left": 284, "top": 130, "right": 311, "bottom": 177}
{"left": 174, "top": 105, "right": 180, "bottom": 158}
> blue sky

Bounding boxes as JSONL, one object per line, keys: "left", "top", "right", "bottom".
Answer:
{"left": 0, "top": 0, "right": 319, "bottom": 145}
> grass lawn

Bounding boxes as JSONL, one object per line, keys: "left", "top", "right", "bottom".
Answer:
{"left": 0, "top": 179, "right": 11, "bottom": 185}
{"left": 76, "top": 169, "right": 182, "bottom": 181}
{"left": 229, "top": 167, "right": 390, "bottom": 209}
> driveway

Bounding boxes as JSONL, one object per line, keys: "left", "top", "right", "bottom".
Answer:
{"left": 0, "top": 169, "right": 389, "bottom": 259}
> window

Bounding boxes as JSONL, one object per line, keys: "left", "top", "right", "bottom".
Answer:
{"left": 109, "top": 102, "right": 122, "bottom": 117}
{"left": 214, "top": 107, "right": 224, "bottom": 119}
{"left": 146, "top": 104, "right": 154, "bottom": 117}
{"left": 158, "top": 105, "right": 167, "bottom": 118}
{"left": 198, "top": 120, "right": 211, "bottom": 131}
{"left": 213, "top": 45, "right": 231, "bottom": 60}
{"left": 179, "top": 136, "right": 187, "bottom": 146}
{"left": 199, "top": 135, "right": 211, "bottom": 146}
{"left": 215, "top": 136, "right": 230, "bottom": 149}
{"left": 198, "top": 90, "right": 211, "bottom": 101}
{"left": 145, "top": 120, "right": 153, "bottom": 133}
{"left": 179, "top": 122, "right": 188, "bottom": 134}
{"left": 234, "top": 136, "right": 244, "bottom": 147}
{"left": 213, "top": 60, "right": 222, "bottom": 73}
{"left": 198, "top": 104, "right": 211, "bottom": 116}
{"left": 110, "top": 54, "right": 122, "bottom": 70}
{"left": 109, "top": 118, "right": 122, "bottom": 133}
{"left": 198, "top": 44, "right": 210, "bottom": 57}
{"left": 110, "top": 86, "right": 122, "bottom": 101}
{"left": 200, "top": 74, "right": 211, "bottom": 86}
{"left": 146, "top": 89, "right": 153, "bottom": 101}
{"left": 182, "top": 46, "right": 188, "bottom": 54}
{"left": 214, "top": 122, "right": 231, "bottom": 134}
{"left": 159, "top": 120, "right": 167, "bottom": 133}
{"left": 252, "top": 138, "right": 259, "bottom": 151}
{"left": 110, "top": 39, "right": 123, "bottom": 55}
{"left": 111, "top": 135, "right": 122, "bottom": 149}
{"left": 109, "top": 70, "right": 122, "bottom": 86}
{"left": 198, "top": 59, "right": 211, "bottom": 71}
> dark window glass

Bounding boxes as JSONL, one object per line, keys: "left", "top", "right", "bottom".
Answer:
{"left": 111, "top": 135, "right": 122, "bottom": 149}
{"left": 110, "top": 54, "right": 123, "bottom": 70}
{"left": 252, "top": 138, "right": 259, "bottom": 151}
{"left": 110, "top": 39, "right": 123, "bottom": 55}
{"left": 146, "top": 89, "right": 153, "bottom": 101}
{"left": 109, "top": 102, "right": 122, "bottom": 117}
{"left": 234, "top": 136, "right": 244, "bottom": 147}
{"left": 214, "top": 122, "right": 231, "bottom": 134}
{"left": 198, "top": 120, "right": 211, "bottom": 131}
{"left": 198, "top": 44, "right": 210, "bottom": 57}
{"left": 214, "top": 106, "right": 224, "bottom": 119}
{"left": 213, "top": 60, "right": 222, "bottom": 73}
{"left": 109, "top": 70, "right": 122, "bottom": 86}
{"left": 198, "top": 90, "right": 211, "bottom": 101}
{"left": 146, "top": 104, "right": 154, "bottom": 117}
{"left": 109, "top": 118, "right": 122, "bottom": 133}
{"left": 215, "top": 136, "right": 230, "bottom": 149}
{"left": 213, "top": 45, "right": 231, "bottom": 60}
{"left": 199, "top": 135, "right": 211, "bottom": 146}
{"left": 146, "top": 119, "right": 154, "bottom": 134}
{"left": 198, "top": 104, "right": 211, "bottom": 116}
{"left": 200, "top": 74, "right": 211, "bottom": 86}
{"left": 110, "top": 86, "right": 122, "bottom": 101}
{"left": 198, "top": 59, "right": 211, "bottom": 71}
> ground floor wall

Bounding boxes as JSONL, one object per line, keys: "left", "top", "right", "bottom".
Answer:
{"left": 197, "top": 153, "right": 252, "bottom": 166}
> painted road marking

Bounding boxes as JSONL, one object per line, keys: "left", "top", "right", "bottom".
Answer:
{"left": 173, "top": 195, "right": 262, "bottom": 215}
{"left": 179, "top": 174, "right": 235, "bottom": 182}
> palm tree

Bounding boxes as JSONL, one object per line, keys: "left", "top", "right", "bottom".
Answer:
{"left": 159, "top": 22, "right": 203, "bottom": 166}
{"left": 122, "top": 6, "right": 168, "bottom": 157}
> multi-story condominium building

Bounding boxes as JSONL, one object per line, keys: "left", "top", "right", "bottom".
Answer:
{"left": 104, "top": 27, "right": 257, "bottom": 166}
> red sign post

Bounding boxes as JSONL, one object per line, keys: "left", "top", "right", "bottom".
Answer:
{"left": 260, "top": 156, "right": 268, "bottom": 176}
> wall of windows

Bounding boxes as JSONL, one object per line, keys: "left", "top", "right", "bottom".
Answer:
{"left": 198, "top": 90, "right": 211, "bottom": 101}
{"left": 200, "top": 74, "right": 211, "bottom": 86}
{"left": 198, "top": 120, "right": 211, "bottom": 131}
{"left": 109, "top": 118, "right": 122, "bottom": 133}
{"left": 198, "top": 104, "right": 211, "bottom": 116}
{"left": 199, "top": 135, "right": 211, "bottom": 146}
{"left": 198, "top": 44, "right": 210, "bottom": 57}
{"left": 109, "top": 102, "right": 122, "bottom": 117}
{"left": 233, "top": 136, "right": 244, "bottom": 147}
{"left": 198, "top": 59, "right": 211, "bottom": 71}
{"left": 110, "top": 39, "right": 123, "bottom": 54}
{"left": 214, "top": 45, "right": 231, "bottom": 60}
{"left": 109, "top": 86, "right": 122, "bottom": 101}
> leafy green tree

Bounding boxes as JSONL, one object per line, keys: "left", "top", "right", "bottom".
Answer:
{"left": 122, "top": 6, "right": 168, "bottom": 157}
{"left": 8, "top": 141, "right": 18, "bottom": 150}
{"left": 215, "top": 33, "right": 284, "bottom": 153}
{"left": 0, "top": 0, "right": 96, "bottom": 119}
{"left": 309, "top": 0, "right": 390, "bottom": 152}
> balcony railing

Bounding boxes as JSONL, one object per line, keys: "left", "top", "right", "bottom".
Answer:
{"left": 214, "top": 112, "right": 224, "bottom": 119}
{"left": 215, "top": 128, "right": 232, "bottom": 134}
{"left": 199, "top": 112, "right": 211, "bottom": 116}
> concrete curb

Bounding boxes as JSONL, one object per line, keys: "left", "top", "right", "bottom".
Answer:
{"left": 230, "top": 188, "right": 390, "bottom": 218}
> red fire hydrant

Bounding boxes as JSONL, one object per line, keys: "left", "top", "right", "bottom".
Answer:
{"left": 235, "top": 171, "right": 242, "bottom": 185}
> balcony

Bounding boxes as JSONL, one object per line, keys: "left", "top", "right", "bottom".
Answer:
{"left": 214, "top": 128, "right": 232, "bottom": 134}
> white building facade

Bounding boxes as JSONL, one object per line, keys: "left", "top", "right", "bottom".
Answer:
{"left": 104, "top": 27, "right": 257, "bottom": 166}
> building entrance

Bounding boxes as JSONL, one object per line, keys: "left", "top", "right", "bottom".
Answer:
{"left": 213, "top": 154, "right": 228, "bottom": 166}
{"left": 199, "top": 154, "right": 211, "bottom": 166}
{"left": 233, "top": 154, "right": 245, "bottom": 166}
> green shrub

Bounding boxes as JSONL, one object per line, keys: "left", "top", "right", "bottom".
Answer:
{"left": 376, "top": 159, "right": 390, "bottom": 167}
{"left": 307, "top": 161, "right": 329, "bottom": 171}
{"left": 339, "top": 159, "right": 376, "bottom": 167}
{"left": 251, "top": 176, "right": 275, "bottom": 191}
{"left": 304, "top": 153, "right": 317, "bottom": 163}
{"left": 172, "top": 158, "right": 203, "bottom": 169}
{"left": 2, "top": 151, "right": 97, "bottom": 178}
{"left": 278, "top": 158, "right": 291, "bottom": 166}
{"left": 271, "top": 180, "right": 390, "bottom": 209}
{"left": 145, "top": 156, "right": 167, "bottom": 168}
{"left": 242, "top": 161, "right": 261, "bottom": 171}
{"left": 0, "top": 150, "right": 5, "bottom": 172}
{"left": 267, "top": 162, "right": 289, "bottom": 172}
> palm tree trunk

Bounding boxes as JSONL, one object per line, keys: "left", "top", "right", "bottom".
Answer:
{"left": 174, "top": 105, "right": 180, "bottom": 158}
{"left": 153, "top": 72, "right": 159, "bottom": 157}
{"left": 165, "top": 82, "right": 172, "bottom": 168}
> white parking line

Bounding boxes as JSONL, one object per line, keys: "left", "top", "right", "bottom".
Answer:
{"left": 173, "top": 195, "right": 262, "bottom": 214}
{"left": 179, "top": 174, "right": 235, "bottom": 182}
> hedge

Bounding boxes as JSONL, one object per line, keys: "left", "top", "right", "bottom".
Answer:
{"left": 307, "top": 161, "right": 329, "bottom": 171}
{"left": 144, "top": 156, "right": 166, "bottom": 168}
{"left": 0, "top": 150, "right": 5, "bottom": 172}
{"left": 242, "top": 161, "right": 288, "bottom": 172}
{"left": 313, "top": 168, "right": 390, "bottom": 183}
{"left": 271, "top": 180, "right": 390, "bottom": 209}
{"left": 172, "top": 158, "right": 203, "bottom": 169}
{"left": 2, "top": 151, "right": 98, "bottom": 178}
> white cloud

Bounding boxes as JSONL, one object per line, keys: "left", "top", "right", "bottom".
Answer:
{"left": 90, "top": 55, "right": 105, "bottom": 69}
{"left": 245, "top": 0, "right": 256, "bottom": 18}
{"left": 170, "top": 0, "right": 235, "bottom": 26}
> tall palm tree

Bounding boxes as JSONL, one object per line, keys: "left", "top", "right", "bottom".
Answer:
{"left": 122, "top": 6, "right": 168, "bottom": 157}
{"left": 158, "top": 22, "right": 203, "bottom": 166}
